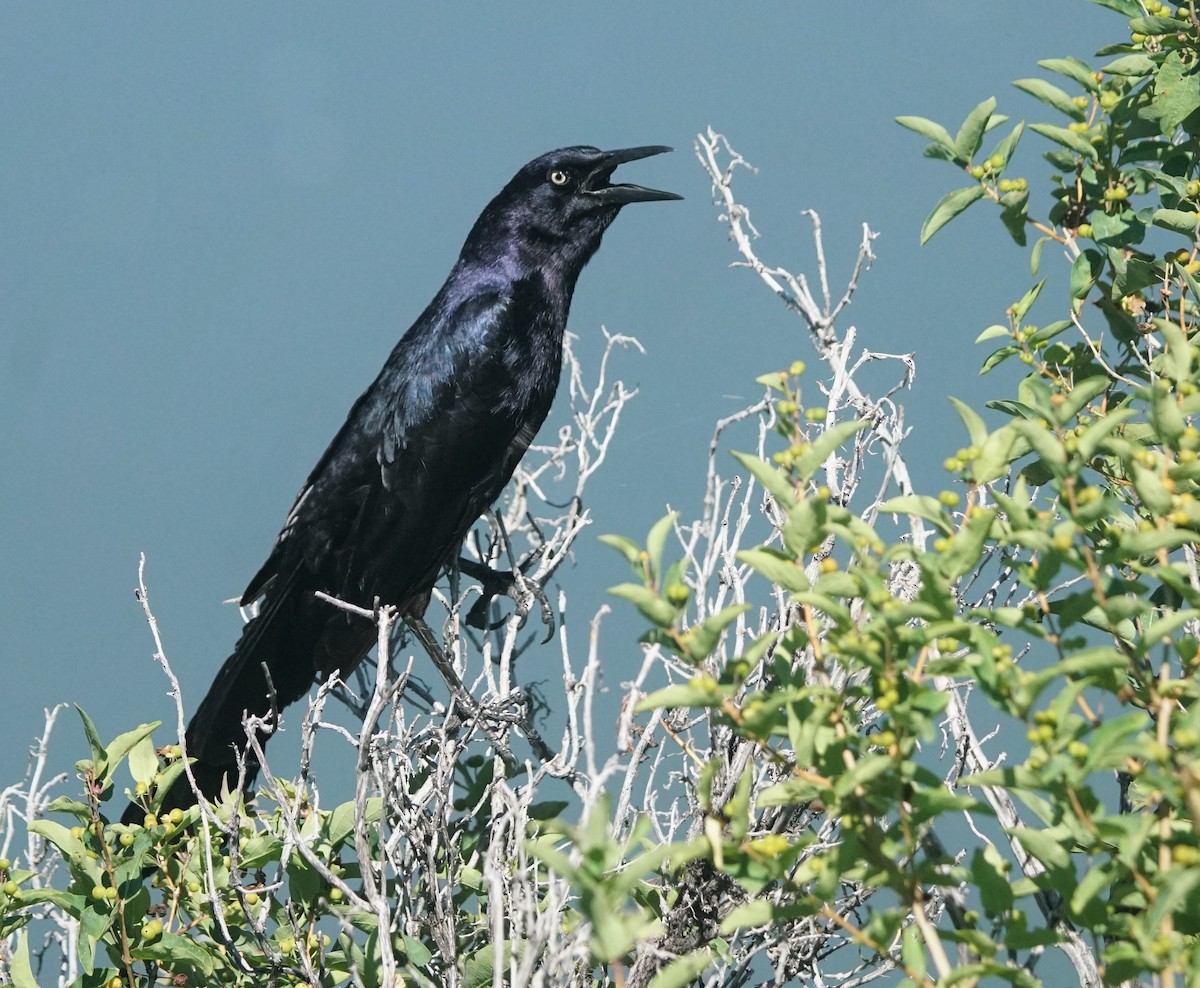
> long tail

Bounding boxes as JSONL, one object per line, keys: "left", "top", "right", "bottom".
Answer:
{"left": 120, "top": 587, "right": 374, "bottom": 823}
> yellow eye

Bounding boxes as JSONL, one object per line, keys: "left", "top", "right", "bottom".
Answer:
{"left": 549, "top": 169, "right": 571, "bottom": 187}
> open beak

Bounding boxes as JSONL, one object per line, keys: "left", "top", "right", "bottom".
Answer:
{"left": 587, "top": 146, "right": 683, "bottom": 205}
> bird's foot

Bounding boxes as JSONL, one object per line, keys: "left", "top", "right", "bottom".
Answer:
{"left": 457, "top": 557, "right": 555, "bottom": 643}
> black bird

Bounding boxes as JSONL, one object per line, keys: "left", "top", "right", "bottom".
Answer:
{"left": 125, "top": 145, "right": 680, "bottom": 822}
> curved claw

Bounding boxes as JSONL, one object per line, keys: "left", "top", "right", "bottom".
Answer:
{"left": 458, "top": 558, "right": 556, "bottom": 642}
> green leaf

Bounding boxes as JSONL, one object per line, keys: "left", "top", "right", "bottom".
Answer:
{"left": 127, "top": 733, "right": 160, "bottom": 789}
{"left": 463, "top": 943, "right": 499, "bottom": 988}
{"left": 955, "top": 97, "right": 997, "bottom": 161}
{"left": 1037, "top": 56, "right": 1100, "bottom": 93}
{"left": 635, "top": 679, "right": 731, "bottom": 712}
{"left": 731, "top": 450, "right": 796, "bottom": 507}
{"left": 1012, "top": 78, "right": 1083, "bottom": 118}
{"left": 1070, "top": 861, "right": 1114, "bottom": 921}
{"left": 1029, "top": 122, "right": 1098, "bottom": 160}
{"left": 1154, "top": 50, "right": 1200, "bottom": 135}
{"left": 738, "top": 547, "right": 809, "bottom": 593}
{"left": 130, "top": 932, "right": 216, "bottom": 977}
{"left": 971, "top": 846, "right": 1014, "bottom": 917}
{"left": 1000, "top": 193, "right": 1029, "bottom": 246}
{"left": 895, "top": 115, "right": 957, "bottom": 155}
{"left": 876, "top": 495, "right": 955, "bottom": 536}
{"left": 1058, "top": 374, "right": 1111, "bottom": 422}
{"left": 721, "top": 899, "right": 774, "bottom": 931}
{"left": 902, "top": 924, "right": 928, "bottom": 980}
{"left": 1102, "top": 53, "right": 1155, "bottom": 76}
{"left": 792, "top": 420, "right": 868, "bottom": 481}
{"left": 1030, "top": 235, "right": 1051, "bottom": 276}
{"left": 1069, "top": 249, "right": 1104, "bottom": 302}
{"left": 75, "top": 705, "right": 105, "bottom": 767}
{"left": 9, "top": 933, "right": 38, "bottom": 988}
{"left": 1147, "top": 869, "right": 1200, "bottom": 936}
{"left": 402, "top": 935, "right": 433, "bottom": 968}
{"left": 948, "top": 397, "right": 988, "bottom": 447}
{"left": 647, "top": 947, "right": 716, "bottom": 988}
{"left": 1151, "top": 208, "right": 1200, "bottom": 234}
{"left": 1119, "top": 528, "right": 1200, "bottom": 557}
{"left": 1012, "top": 278, "right": 1046, "bottom": 324}
{"left": 609, "top": 583, "right": 677, "bottom": 628}
{"left": 940, "top": 508, "right": 996, "bottom": 580}
{"left": 1010, "top": 826, "right": 1071, "bottom": 870}
{"left": 971, "top": 425, "right": 1020, "bottom": 485}
{"left": 920, "top": 185, "right": 987, "bottom": 244}
{"left": 975, "top": 324, "right": 1010, "bottom": 343}
{"left": 646, "top": 512, "right": 678, "bottom": 586}
{"left": 1089, "top": 208, "right": 1145, "bottom": 246}
{"left": 1087, "top": 0, "right": 1140, "bottom": 14}
{"left": 598, "top": 533, "right": 643, "bottom": 569}
{"left": 683, "top": 604, "right": 751, "bottom": 662}
{"left": 27, "top": 820, "right": 99, "bottom": 880}
{"left": 987, "top": 120, "right": 1024, "bottom": 169}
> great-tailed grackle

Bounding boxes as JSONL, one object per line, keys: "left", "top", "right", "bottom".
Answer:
{"left": 125, "top": 145, "right": 680, "bottom": 822}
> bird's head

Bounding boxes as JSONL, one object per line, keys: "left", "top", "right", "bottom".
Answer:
{"left": 465, "top": 145, "right": 681, "bottom": 275}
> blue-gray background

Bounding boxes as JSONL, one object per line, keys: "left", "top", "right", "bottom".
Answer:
{"left": 2, "top": 6, "right": 1115, "bottom": 793}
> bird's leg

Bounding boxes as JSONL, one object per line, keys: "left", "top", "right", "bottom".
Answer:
{"left": 457, "top": 555, "right": 555, "bottom": 641}
{"left": 404, "top": 614, "right": 517, "bottom": 771}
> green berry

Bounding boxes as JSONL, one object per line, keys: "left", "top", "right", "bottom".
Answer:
{"left": 142, "top": 919, "right": 163, "bottom": 940}
{"left": 665, "top": 583, "right": 690, "bottom": 606}
{"left": 938, "top": 490, "right": 960, "bottom": 507}
{"left": 91, "top": 885, "right": 108, "bottom": 901}
{"left": 3, "top": 880, "right": 18, "bottom": 896}
{"left": 0, "top": 858, "right": 9, "bottom": 871}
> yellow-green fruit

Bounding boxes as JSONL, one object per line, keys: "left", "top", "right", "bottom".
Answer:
{"left": 143, "top": 814, "right": 157, "bottom": 829}
{"left": 665, "top": 583, "right": 690, "bottom": 606}
{"left": 819, "top": 557, "right": 838, "bottom": 574}
{"left": 142, "top": 919, "right": 163, "bottom": 940}
{"left": 279, "top": 937, "right": 295, "bottom": 955}
{"left": 168, "top": 808, "right": 184, "bottom": 824}
{"left": 0, "top": 858, "right": 9, "bottom": 871}
{"left": 3, "top": 880, "right": 18, "bottom": 895}
{"left": 1076, "top": 223, "right": 1092, "bottom": 237}
{"left": 1172, "top": 845, "right": 1200, "bottom": 866}
{"left": 119, "top": 832, "right": 135, "bottom": 848}
{"left": 90, "top": 885, "right": 108, "bottom": 901}
{"left": 329, "top": 887, "right": 344, "bottom": 903}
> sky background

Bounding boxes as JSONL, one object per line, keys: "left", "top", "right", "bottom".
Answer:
{"left": 1, "top": 5, "right": 1119, "bottom": 801}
